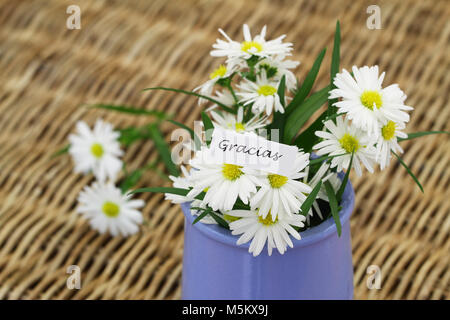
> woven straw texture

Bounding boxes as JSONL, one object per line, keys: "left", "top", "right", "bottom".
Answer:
{"left": 0, "top": 0, "right": 449, "bottom": 300}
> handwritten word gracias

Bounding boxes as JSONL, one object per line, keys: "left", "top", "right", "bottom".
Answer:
{"left": 218, "top": 139, "right": 283, "bottom": 161}
{"left": 208, "top": 128, "right": 297, "bottom": 176}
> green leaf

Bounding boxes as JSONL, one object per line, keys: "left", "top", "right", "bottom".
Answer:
{"left": 130, "top": 187, "right": 189, "bottom": 196}
{"left": 144, "top": 160, "right": 170, "bottom": 181}
{"left": 324, "top": 181, "right": 341, "bottom": 236}
{"left": 300, "top": 180, "right": 322, "bottom": 216}
{"left": 336, "top": 151, "right": 354, "bottom": 202}
{"left": 286, "top": 48, "right": 326, "bottom": 115}
{"left": 51, "top": 144, "right": 70, "bottom": 159}
{"left": 283, "top": 85, "right": 330, "bottom": 143}
{"left": 328, "top": 21, "right": 340, "bottom": 118}
{"left": 168, "top": 120, "right": 202, "bottom": 150}
{"left": 294, "top": 111, "right": 327, "bottom": 152}
{"left": 120, "top": 168, "right": 145, "bottom": 193}
{"left": 201, "top": 112, "right": 214, "bottom": 146}
{"left": 87, "top": 104, "right": 168, "bottom": 119}
{"left": 208, "top": 211, "right": 230, "bottom": 229}
{"left": 277, "top": 75, "right": 286, "bottom": 109}
{"left": 147, "top": 124, "right": 180, "bottom": 177}
{"left": 309, "top": 152, "right": 348, "bottom": 166}
{"left": 118, "top": 126, "right": 151, "bottom": 146}
{"left": 143, "top": 87, "right": 235, "bottom": 114}
{"left": 129, "top": 186, "right": 206, "bottom": 201}
{"left": 192, "top": 207, "right": 212, "bottom": 225}
{"left": 397, "top": 131, "right": 450, "bottom": 142}
{"left": 391, "top": 151, "right": 424, "bottom": 193}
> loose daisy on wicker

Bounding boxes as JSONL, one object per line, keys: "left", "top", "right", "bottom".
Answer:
{"left": 59, "top": 22, "right": 447, "bottom": 253}
{"left": 77, "top": 181, "right": 144, "bottom": 237}
{"left": 65, "top": 119, "right": 146, "bottom": 237}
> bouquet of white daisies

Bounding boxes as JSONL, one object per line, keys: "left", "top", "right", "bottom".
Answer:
{"left": 61, "top": 22, "right": 447, "bottom": 257}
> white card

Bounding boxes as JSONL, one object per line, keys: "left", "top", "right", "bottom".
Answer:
{"left": 207, "top": 128, "right": 297, "bottom": 176}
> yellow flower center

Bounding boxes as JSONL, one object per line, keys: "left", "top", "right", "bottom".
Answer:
{"left": 267, "top": 174, "right": 288, "bottom": 188}
{"left": 102, "top": 201, "right": 120, "bottom": 218}
{"left": 241, "top": 41, "right": 263, "bottom": 53}
{"left": 222, "top": 164, "right": 244, "bottom": 181}
{"left": 90, "top": 143, "right": 104, "bottom": 158}
{"left": 360, "top": 90, "right": 382, "bottom": 110}
{"left": 381, "top": 121, "right": 396, "bottom": 141}
{"left": 209, "top": 64, "right": 227, "bottom": 80}
{"left": 257, "top": 85, "right": 277, "bottom": 96}
{"left": 258, "top": 212, "right": 278, "bottom": 226}
{"left": 223, "top": 214, "right": 241, "bottom": 222}
{"left": 339, "top": 133, "right": 360, "bottom": 153}
{"left": 235, "top": 122, "right": 245, "bottom": 132}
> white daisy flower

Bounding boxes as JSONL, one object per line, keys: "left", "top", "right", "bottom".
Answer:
{"left": 195, "top": 64, "right": 234, "bottom": 105}
{"left": 375, "top": 120, "right": 407, "bottom": 170}
{"left": 329, "top": 65, "right": 413, "bottom": 136}
{"left": 211, "top": 107, "right": 267, "bottom": 133}
{"left": 313, "top": 116, "right": 377, "bottom": 176}
{"left": 187, "top": 147, "right": 260, "bottom": 211}
{"left": 256, "top": 55, "right": 299, "bottom": 91}
{"left": 227, "top": 209, "right": 305, "bottom": 256}
{"left": 77, "top": 181, "right": 144, "bottom": 237}
{"left": 210, "top": 24, "right": 293, "bottom": 65}
{"left": 69, "top": 119, "right": 123, "bottom": 182}
{"left": 237, "top": 70, "right": 284, "bottom": 116}
{"left": 165, "top": 165, "right": 195, "bottom": 204}
{"left": 250, "top": 150, "right": 312, "bottom": 220}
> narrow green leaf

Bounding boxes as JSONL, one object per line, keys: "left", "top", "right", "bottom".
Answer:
{"left": 201, "top": 112, "right": 214, "bottom": 146}
{"left": 129, "top": 186, "right": 206, "bottom": 201}
{"left": 130, "top": 187, "right": 189, "bottom": 196}
{"left": 144, "top": 160, "right": 170, "bottom": 181}
{"left": 51, "top": 144, "right": 70, "bottom": 159}
{"left": 324, "top": 181, "right": 341, "bottom": 236}
{"left": 336, "top": 151, "right": 354, "bottom": 202}
{"left": 147, "top": 124, "right": 180, "bottom": 176}
{"left": 392, "top": 151, "right": 424, "bottom": 193}
{"left": 300, "top": 180, "right": 322, "bottom": 216}
{"left": 277, "top": 75, "right": 286, "bottom": 108}
{"left": 87, "top": 104, "right": 168, "bottom": 119}
{"left": 283, "top": 85, "right": 330, "bottom": 143}
{"left": 120, "top": 168, "right": 145, "bottom": 193}
{"left": 294, "top": 111, "right": 327, "bottom": 152}
{"left": 397, "top": 131, "right": 450, "bottom": 142}
{"left": 118, "top": 126, "right": 152, "bottom": 146}
{"left": 309, "top": 152, "right": 348, "bottom": 166}
{"left": 168, "top": 120, "right": 202, "bottom": 150}
{"left": 328, "top": 21, "right": 340, "bottom": 118}
{"left": 208, "top": 211, "right": 230, "bottom": 229}
{"left": 192, "top": 207, "right": 212, "bottom": 225}
{"left": 143, "top": 87, "right": 235, "bottom": 114}
{"left": 286, "top": 48, "right": 326, "bottom": 115}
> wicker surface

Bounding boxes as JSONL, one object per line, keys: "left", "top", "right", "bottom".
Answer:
{"left": 0, "top": 0, "right": 449, "bottom": 300}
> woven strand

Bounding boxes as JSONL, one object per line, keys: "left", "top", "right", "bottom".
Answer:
{"left": 0, "top": 0, "right": 448, "bottom": 299}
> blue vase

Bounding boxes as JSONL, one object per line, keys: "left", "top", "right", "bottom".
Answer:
{"left": 181, "top": 174, "right": 354, "bottom": 300}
